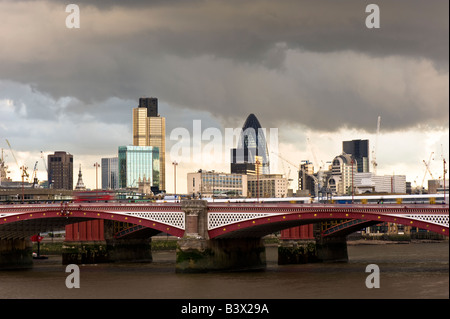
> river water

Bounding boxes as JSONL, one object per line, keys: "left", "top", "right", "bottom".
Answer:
{"left": 0, "top": 242, "right": 448, "bottom": 301}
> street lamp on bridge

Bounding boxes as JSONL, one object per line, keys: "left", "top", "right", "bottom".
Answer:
{"left": 93, "top": 162, "right": 100, "bottom": 190}
{"left": 172, "top": 161, "right": 178, "bottom": 196}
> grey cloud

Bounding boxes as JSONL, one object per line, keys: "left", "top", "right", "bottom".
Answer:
{"left": 0, "top": 0, "right": 448, "bottom": 135}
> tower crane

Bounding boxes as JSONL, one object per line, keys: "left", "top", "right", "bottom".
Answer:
{"left": 40, "top": 151, "right": 48, "bottom": 174}
{"left": 306, "top": 137, "right": 322, "bottom": 170}
{"left": 421, "top": 152, "right": 434, "bottom": 193}
{"left": 371, "top": 116, "right": 381, "bottom": 175}
{"left": 30, "top": 160, "right": 39, "bottom": 187}
{"left": 441, "top": 145, "right": 447, "bottom": 202}
{"left": 271, "top": 151, "right": 297, "bottom": 190}
{"left": 423, "top": 159, "right": 435, "bottom": 180}
{"left": 5, "top": 139, "right": 29, "bottom": 201}
{"left": 271, "top": 151, "right": 322, "bottom": 197}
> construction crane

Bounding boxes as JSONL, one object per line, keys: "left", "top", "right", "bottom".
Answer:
{"left": 40, "top": 151, "right": 48, "bottom": 173}
{"left": 5, "top": 139, "right": 29, "bottom": 201}
{"left": 271, "top": 151, "right": 322, "bottom": 196}
{"left": 271, "top": 151, "right": 297, "bottom": 190}
{"left": 421, "top": 152, "right": 434, "bottom": 193}
{"left": 371, "top": 116, "right": 381, "bottom": 175}
{"left": 306, "top": 137, "right": 322, "bottom": 171}
{"left": 423, "top": 159, "right": 435, "bottom": 180}
{"left": 30, "top": 160, "right": 39, "bottom": 187}
{"left": 441, "top": 145, "right": 447, "bottom": 202}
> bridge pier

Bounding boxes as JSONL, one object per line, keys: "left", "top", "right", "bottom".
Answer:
{"left": 278, "top": 224, "right": 349, "bottom": 264}
{"left": 177, "top": 237, "right": 266, "bottom": 273}
{"left": 315, "top": 236, "right": 348, "bottom": 262}
{"left": 0, "top": 238, "right": 33, "bottom": 270}
{"left": 62, "top": 220, "right": 152, "bottom": 264}
{"left": 278, "top": 239, "right": 319, "bottom": 265}
{"left": 176, "top": 200, "right": 266, "bottom": 272}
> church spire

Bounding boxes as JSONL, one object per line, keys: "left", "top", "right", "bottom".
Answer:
{"left": 75, "top": 164, "right": 86, "bottom": 190}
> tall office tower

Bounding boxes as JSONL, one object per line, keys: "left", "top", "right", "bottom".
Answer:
{"left": 231, "top": 113, "right": 270, "bottom": 175}
{"left": 298, "top": 160, "right": 315, "bottom": 192}
{"left": 118, "top": 146, "right": 160, "bottom": 189}
{"left": 132, "top": 97, "right": 166, "bottom": 191}
{"left": 343, "top": 139, "right": 369, "bottom": 173}
{"left": 101, "top": 157, "right": 119, "bottom": 190}
{"left": 47, "top": 151, "right": 73, "bottom": 190}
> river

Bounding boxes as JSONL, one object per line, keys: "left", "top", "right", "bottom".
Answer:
{"left": 0, "top": 242, "right": 448, "bottom": 301}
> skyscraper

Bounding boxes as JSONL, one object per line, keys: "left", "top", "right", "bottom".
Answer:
{"left": 231, "top": 113, "right": 270, "bottom": 175}
{"left": 47, "top": 151, "right": 73, "bottom": 190}
{"left": 343, "top": 139, "right": 370, "bottom": 173}
{"left": 132, "top": 97, "right": 166, "bottom": 191}
{"left": 118, "top": 146, "right": 159, "bottom": 189}
{"left": 101, "top": 157, "right": 118, "bottom": 190}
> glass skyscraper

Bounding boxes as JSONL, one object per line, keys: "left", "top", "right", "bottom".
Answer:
{"left": 132, "top": 97, "right": 166, "bottom": 191}
{"left": 118, "top": 146, "right": 160, "bottom": 189}
{"left": 231, "top": 113, "right": 270, "bottom": 175}
{"left": 101, "top": 157, "right": 118, "bottom": 190}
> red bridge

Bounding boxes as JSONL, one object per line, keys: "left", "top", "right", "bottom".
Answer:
{"left": 0, "top": 202, "right": 448, "bottom": 239}
{"left": 0, "top": 201, "right": 448, "bottom": 271}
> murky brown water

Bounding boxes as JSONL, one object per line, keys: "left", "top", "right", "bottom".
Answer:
{"left": 0, "top": 242, "right": 448, "bottom": 299}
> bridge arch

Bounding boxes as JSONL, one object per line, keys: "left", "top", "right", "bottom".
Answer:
{"left": 0, "top": 206, "right": 185, "bottom": 239}
{"left": 207, "top": 205, "right": 449, "bottom": 239}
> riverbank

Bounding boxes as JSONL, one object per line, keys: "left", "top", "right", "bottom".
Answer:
{"left": 346, "top": 239, "right": 448, "bottom": 245}
{"left": 32, "top": 235, "right": 447, "bottom": 255}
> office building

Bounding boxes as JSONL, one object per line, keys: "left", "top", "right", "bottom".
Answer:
{"left": 344, "top": 172, "right": 407, "bottom": 194}
{"left": 47, "top": 151, "right": 73, "bottom": 190}
{"left": 118, "top": 146, "right": 159, "bottom": 189}
{"left": 343, "top": 139, "right": 369, "bottom": 173}
{"left": 428, "top": 179, "right": 449, "bottom": 194}
{"left": 247, "top": 174, "right": 288, "bottom": 198}
{"left": 132, "top": 97, "right": 166, "bottom": 191}
{"left": 298, "top": 160, "right": 314, "bottom": 193}
{"left": 101, "top": 157, "right": 119, "bottom": 190}
{"left": 372, "top": 175, "right": 406, "bottom": 193}
{"left": 231, "top": 113, "right": 270, "bottom": 175}
{"left": 187, "top": 170, "right": 247, "bottom": 198}
{"left": 327, "top": 153, "right": 357, "bottom": 195}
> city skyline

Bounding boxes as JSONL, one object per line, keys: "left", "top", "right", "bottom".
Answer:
{"left": 0, "top": 0, "right": 448, "bottom": 193}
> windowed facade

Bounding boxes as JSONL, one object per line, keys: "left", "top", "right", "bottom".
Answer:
{"left": 187, "top": 170, "right": 247, "bottom": 197}
{"left": 101, "top": 157, "right": 119, "bottom": 190}
{"left": 47, "top": 151, "right": 73, "bottom": 190}
{"left": 118, "top": 146, "right": 159, "bottom": 189}
{"left": 231, "top": 113, "right": 270, "bottom": 175}
{"left": 132, "top": 97, "right": 166, "bottom": 191}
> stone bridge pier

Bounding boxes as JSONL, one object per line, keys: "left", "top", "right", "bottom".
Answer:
{"left": 0, "top": 238, "right": 33, "bottom": 270}
{"left": 176, "top": 200, "right": 266, "bottom": 273}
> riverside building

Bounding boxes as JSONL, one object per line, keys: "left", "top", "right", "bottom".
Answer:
{"left": 118, "top": 146, "right": 160, "bottom": 190}
{"left": 187, "top": 170, "right": 248, "bottom": 198}
{"left": 47, "top": 151, "right": 73, "bottom": 190}
{"left": 132, "top": 97, "right": 166, "bottom": 192}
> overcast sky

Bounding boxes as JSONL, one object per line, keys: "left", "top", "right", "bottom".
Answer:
{"left": 0, "top": 0, "right": 448, "bottom": 193}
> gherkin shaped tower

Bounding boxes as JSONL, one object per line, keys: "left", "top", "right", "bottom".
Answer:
{"left": 231, "top": 113, "right": 270, "bottom": 175}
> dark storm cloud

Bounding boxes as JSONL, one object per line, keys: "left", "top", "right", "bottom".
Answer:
{"left": 0, "top": 0, "right": 448, "bottom": 134}
{"left": 43, "top": 0, "right": 447, "bottom": 67}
